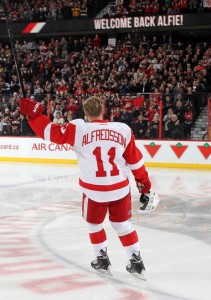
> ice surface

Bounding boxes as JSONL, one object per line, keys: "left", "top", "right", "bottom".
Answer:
{"left": 0, "top": 162, "right": 210, "bottom": 300}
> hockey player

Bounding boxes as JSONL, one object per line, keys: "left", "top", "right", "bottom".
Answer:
{"left": 20, "top": 96, "right": 152, "bottom": 280}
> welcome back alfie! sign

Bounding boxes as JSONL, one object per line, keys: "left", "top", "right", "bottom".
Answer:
{"left": 94, "top": 15, "right": 183, "bottom": 30}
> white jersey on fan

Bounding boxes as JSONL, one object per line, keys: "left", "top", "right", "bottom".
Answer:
{"left": 29, "top": 117, "right": 146, "bottom": 202}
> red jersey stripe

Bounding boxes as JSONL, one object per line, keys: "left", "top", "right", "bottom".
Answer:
{"left": 119, "top": 230, "right": 139, "bottom": 246}
{"left": 89, "top": 229, "right": 107, "bottom": 244}
{"left": 79, "top": 178, "right": 129, "bottom": 191}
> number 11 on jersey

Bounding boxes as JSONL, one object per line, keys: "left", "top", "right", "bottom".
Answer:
{"left": 93, "top": 147, "right": 120, "bottom": 177}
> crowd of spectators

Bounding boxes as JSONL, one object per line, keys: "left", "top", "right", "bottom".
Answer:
{"left": 107, "top": 0, "right": 210, "bottom": 18}
{"left": 0, "top": 0, "right": 210, "bottom": 23}
{"left": 0, "top": 33, "right": 210, "bottom": 139}
{"left": 0, "top": 0, "right": 110, "bottom": 22}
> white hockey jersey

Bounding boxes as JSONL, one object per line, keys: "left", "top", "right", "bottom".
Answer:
{"left": 29, "top": 116, "right": 147, "bottom": 202}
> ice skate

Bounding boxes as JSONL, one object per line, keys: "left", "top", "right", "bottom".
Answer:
{"left": 91, "top": 248, "right": 112, "bottom": 276}
{"left": 126, "top": 252, "right": 146, "bottom": 280}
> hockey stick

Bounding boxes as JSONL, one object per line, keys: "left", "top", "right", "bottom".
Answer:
{"left": 1, "top": 0, "right": 26, "bottom": 97}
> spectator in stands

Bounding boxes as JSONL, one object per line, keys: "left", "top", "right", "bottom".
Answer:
{"left": 139, "top": 76, "right": 151, "bottom": 94}
{"left": 147, "top": 114, "right": 160, "bottom": 139}
{"left": 183, "top": 86, "right": 196, "bottom": 114}
{"left": 53, "top": 111, "right": 64, "bottom": 125}
{"left": 133, "top": 93, "right": 145, "bottom": 117}
{"left": 122, "top": 94, "right": 134, "bottom": 113}
{"left": 173, "top": 83, "right": 184, "bottom": 104}
{"left": 146, "top": 105, "right": 158, "bottom": 124}
{"left": 184, "top": 106, "right": 193, "bottom": 139}
{"left": 64, "top": 111, "right": 73, "bottom": 123}
{"left": 163, "top": 108, "right": 174, "bottom": 139}
{"left": 0, "top": 114, "right": 10, "bottom": 135}
{"left": 140, "top": 101, "right": 149, "bottom": 126}
{"left": 80, "top": 4, "right": 88, "bottom": 18}
{"left": 119, "top": 79, "right": 131, "bottom": 95}
{"left": 57, "top": 81, "right": 68, "bottom": 96}
{"left": 174, "top": 100, "right": 185, "bottom": 124}
{"left": 53, "top": 103, "right": 63, "bottom": 118}
{"left": 119, "top": 107, "right": 133, "bottom": 127}
{"left": 10, "top": 111, "right": 20, "bottom": 136}
{"left": 133, "top": 114, "right": 147, "bottom": 139}
{"left": 66, "top": 97, "right": 78, "bottom": 118}
{"left": 93, "top": 34, "right": 101, "bottom": 48}
{"left": 72, "top": 3, "right": 80, "bottom": 18}
{"left": 167, "top": 114, "right": 183, "bottom": 140}
{"left": 20, "top": 113, "right": 35, "bottom": 136}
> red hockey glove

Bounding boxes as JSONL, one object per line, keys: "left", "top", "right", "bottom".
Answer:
{"left": 20, "top": 98, "right": 44, "bottom": 120}
{"left": 135, "top": 177, "right": 151, "bottom": 194}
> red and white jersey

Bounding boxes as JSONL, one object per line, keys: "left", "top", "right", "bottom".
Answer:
{"left": 29, "top": 117, "right": 147, "bottom": 202}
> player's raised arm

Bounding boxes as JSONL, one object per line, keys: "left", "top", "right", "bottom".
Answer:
{"left": 20, "top": 98, "right": 76, "bottom": 146}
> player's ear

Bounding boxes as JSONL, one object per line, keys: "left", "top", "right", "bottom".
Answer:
{"left": 84, "top": 113, "right": 90, "bottom": 122}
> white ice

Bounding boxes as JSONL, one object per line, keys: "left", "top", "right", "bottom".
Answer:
{"left": 0, "top": 162, "right": 210, "bottom": 300}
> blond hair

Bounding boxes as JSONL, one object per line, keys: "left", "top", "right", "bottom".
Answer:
{"left": 83, "top": 96, "right": 103, "bottom": 118}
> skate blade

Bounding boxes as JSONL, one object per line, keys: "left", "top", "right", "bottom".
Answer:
{"left": 130, "top": 270, "right": 147, "bottom": 281}
{"left": 94, "top": 267, "right": 113, "bottom": 277}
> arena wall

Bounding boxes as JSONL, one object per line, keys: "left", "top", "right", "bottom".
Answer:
{"left": 0, "top": 137, "right": 210, "bottom": 169}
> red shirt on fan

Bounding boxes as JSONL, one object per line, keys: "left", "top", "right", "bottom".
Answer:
{"left": 56, "top": 83, "right": 67, "bottom": 95}
{"left": 93, "top": 35, "right": 101, "bottom": 48}
{"left": 133, "top": 94, "right": 145, "bottom": 109}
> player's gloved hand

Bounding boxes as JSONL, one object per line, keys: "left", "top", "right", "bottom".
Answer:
{"left": 139, "top": 191, "right": 160, "bottom": 213}
{"left": 20, "top": 98, "right": 44, "bottom": 120}
{"left": 135, "top": 177, "right": 151, "bottom": 194}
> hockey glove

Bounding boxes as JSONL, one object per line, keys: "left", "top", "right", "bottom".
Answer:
{"left": 20, "top": 98, "right": 44, "bottom": 120}
{"left": 135, "top": 177, "right": 151, "bottom": 194}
